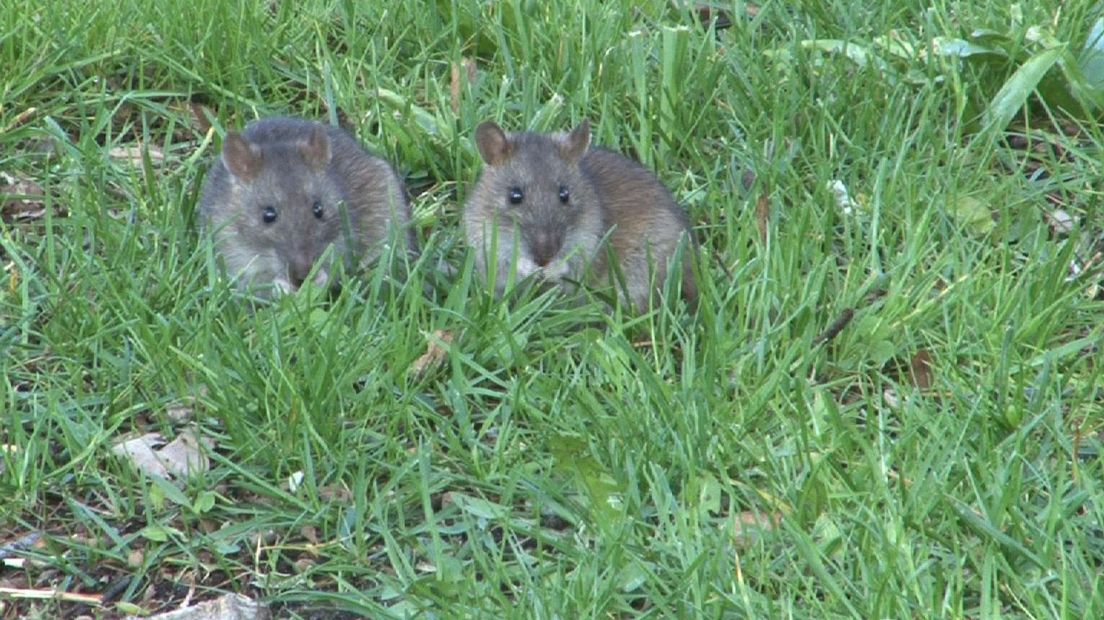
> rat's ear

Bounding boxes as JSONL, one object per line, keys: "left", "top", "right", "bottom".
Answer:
{"left": 222, "top": 132, "right": 264, "bottom": 181}
{"left": 300, "top": 124, "right": 332, "bottom": 170}
{"left": 561, "top": 120, "right": 590, "bottom": 163}
{"left": 475, "top": 121, "right": 511, "bottom": 165}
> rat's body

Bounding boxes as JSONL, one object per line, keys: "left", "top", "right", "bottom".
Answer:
{"left": 198, "top": 117, "right": 412, "bottom": 297}
{"left": 463, "top": 121, "right": 696, "bottom": 310}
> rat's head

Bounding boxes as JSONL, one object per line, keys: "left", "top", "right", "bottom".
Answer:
{"left": 219, "top": 125, "right": 349, "bottom": 295}
{"left": 469, "top": 120, "right": 604, "bottom": 285}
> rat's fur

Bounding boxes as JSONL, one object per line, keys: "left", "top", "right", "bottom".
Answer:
{"left": 463, "top": 120, "right": 696, "bottom": 310}
{"left": 198, "top": 117, "right": 412, "bottom": 297}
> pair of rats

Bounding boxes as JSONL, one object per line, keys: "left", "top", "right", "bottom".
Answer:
{"left": 198, "top": 116, "right": 697, "bottom": 310}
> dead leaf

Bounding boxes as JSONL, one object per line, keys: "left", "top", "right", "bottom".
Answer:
{"left": 883, "top": 387, "right": 900, "bottom": 409}
{"left": 126, "top": 593, "right": 269, "bottom": 620}
{"left": 450, "top": 58, "right": 478, "bottom": 114}
{"left": 7, "top": 262, "right": 19, "bottom": 296}
{"left": 165, "top": 384, "right": 206, "bottom": 423}
{"left": 0, "top": 531, "right": 41, "bottom": 561}
{"left": 695, "top": 4, "right": 732, "bottom": 29}
{"left": 410, "top": 330, "right": 454, "bottom": 378}
{"left": 2, "top": 107, "right": 37, "bottom": 134}
{"left": 732, "top": 510, "right": 780, "bottom": 546}
{"left": 109, "top": 143, "right": 165, "bottom": 167}
{"left": 300, "top": 525, "right": 319, "bottom": 545}
{"left": 111, "top": 429, "right": 213, "bottom": 479}
{"left": 827, "top": 179, "right": 858, "bottom": 215}
{"left": 755, "top": 190, "right": 769, "bottom": 243}
{"left": 740, "top": 169, "right": 756, "bottom": 191}
{"left": 165, "top": 403, "right": 194, "bottom": 423}
{"left": 1, "top": 172, "right": 47, "bottom": 223}
{"left": 1045, "top": 209, "right": 1075, "bottom": 236}
{"left": 317, "top": 485, "right": 352, "bottom": 503}
{"left": 156, "top": 430, "right": 211, "bottom": 476}
{"left": 0, "top": 444, "right": 16, "bottom": 475}
{"left": 126, "top": 549, "right": 144, "bottom": 568}
{"left": 909, "top": 348, "right": 934, "bottom": 390}
{"left": 189, "top": 102, "right": 213, "bottom": 135}
{"left": 286, "top": 470, "right": 305, "bottom": 493}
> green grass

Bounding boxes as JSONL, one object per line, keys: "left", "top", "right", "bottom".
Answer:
{"left": 2, "top": 0, "right": 1103, "bottom": 617}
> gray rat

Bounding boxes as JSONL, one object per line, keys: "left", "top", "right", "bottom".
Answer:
{"left": 198, "top": 117, "right": 413, "bottom": 297}
{"left": 463, "top": 120, "right": 697, "bottom": 310}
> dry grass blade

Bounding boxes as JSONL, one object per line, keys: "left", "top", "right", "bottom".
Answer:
{"left": 0, "top": 587, "right": 103, "bottom": 605}
{"left": 410, "top": 330, "right": 455, "bottom": 378}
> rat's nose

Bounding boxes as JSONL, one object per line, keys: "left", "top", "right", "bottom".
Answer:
{"left": 288, "top": 257, "right": 313, "bottom": 289}
{"left": 530, "top": 232, "right": 562, "bottom": 267}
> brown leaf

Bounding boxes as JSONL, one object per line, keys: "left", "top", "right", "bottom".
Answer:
{"left": 108, "top": 143, "right": 165, "bottom": 166}
{"left": 317, "top": 485, "right": 352, "bottom": 503}
{"left": 1, "top": 172, "right": 47, "bottom": 223}
{"left": 300, "top": 525, "right": 319, "bottom": 545}
{"left": 111, "top": 429, "right": 213, "bottom": 479}
{"left": 189, "top": 102, "right": 213, "bottom": 135}
{"left": 410, "top": 330, "right": 454, "bottom": 378}
{"left": 695, "top": 4, "right": 732, "bottom": 29}
{"left": 450, "top": 58, "right": 478, "bottom": 114}
{"left": 2, "top": 107, "right": 37, "bottom": 134}
{"left": 909, "top": 348, "right": 934, "bottom": 390}
{"left": 733, "top": 510, "right": 780, "bottom": 547}
{"left": 755, "top": 191, "right": 769, "bottom": 243}
{"left": 126, "top": 549, "right": 144, "bottom": 568}
{"left": 450, "top": 65, "right": 461, "bottom": 114}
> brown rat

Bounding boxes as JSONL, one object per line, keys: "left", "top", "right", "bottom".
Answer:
{"left": 198, "top": 117, "right": 413, "bottom": 297}
{"left": 463, "top": 120, "right": 697, "bottom": 310}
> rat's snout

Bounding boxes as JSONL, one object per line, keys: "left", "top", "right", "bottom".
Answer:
{"left": 528, "top": 231, "right": 563, "bottom": 267}
{"left": 287, "top": 255, "right": 315, "bottom": 290}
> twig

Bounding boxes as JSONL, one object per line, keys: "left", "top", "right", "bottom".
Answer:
{"left": 813, "top": 308, "right": 854, "bottom": 346}
{"left": 0, "top": 587, "right": 103, "bottom": 605}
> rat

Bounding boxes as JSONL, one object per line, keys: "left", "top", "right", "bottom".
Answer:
{"left": 462, "top": 120, "right": 697, "bottom": 310}
{"left": 198, "top": 117, "right": 413, "bottom": 297}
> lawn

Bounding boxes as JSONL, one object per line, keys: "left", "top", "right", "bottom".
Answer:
{"left": 2, "top": 0, "right": 1103, "bottom": 618}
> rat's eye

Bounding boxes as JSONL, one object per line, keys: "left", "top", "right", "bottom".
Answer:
{"left": 262, "top": 206, "right": 278, "bottom": 224}
{"left": 558, "top": 186, "right": 570, "bottom": 204}
{"left": 508, "top": 187, "right": 524, "bottom": 205}
{"left": 312, "top": 200, "right": 324, "bottom": 219}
